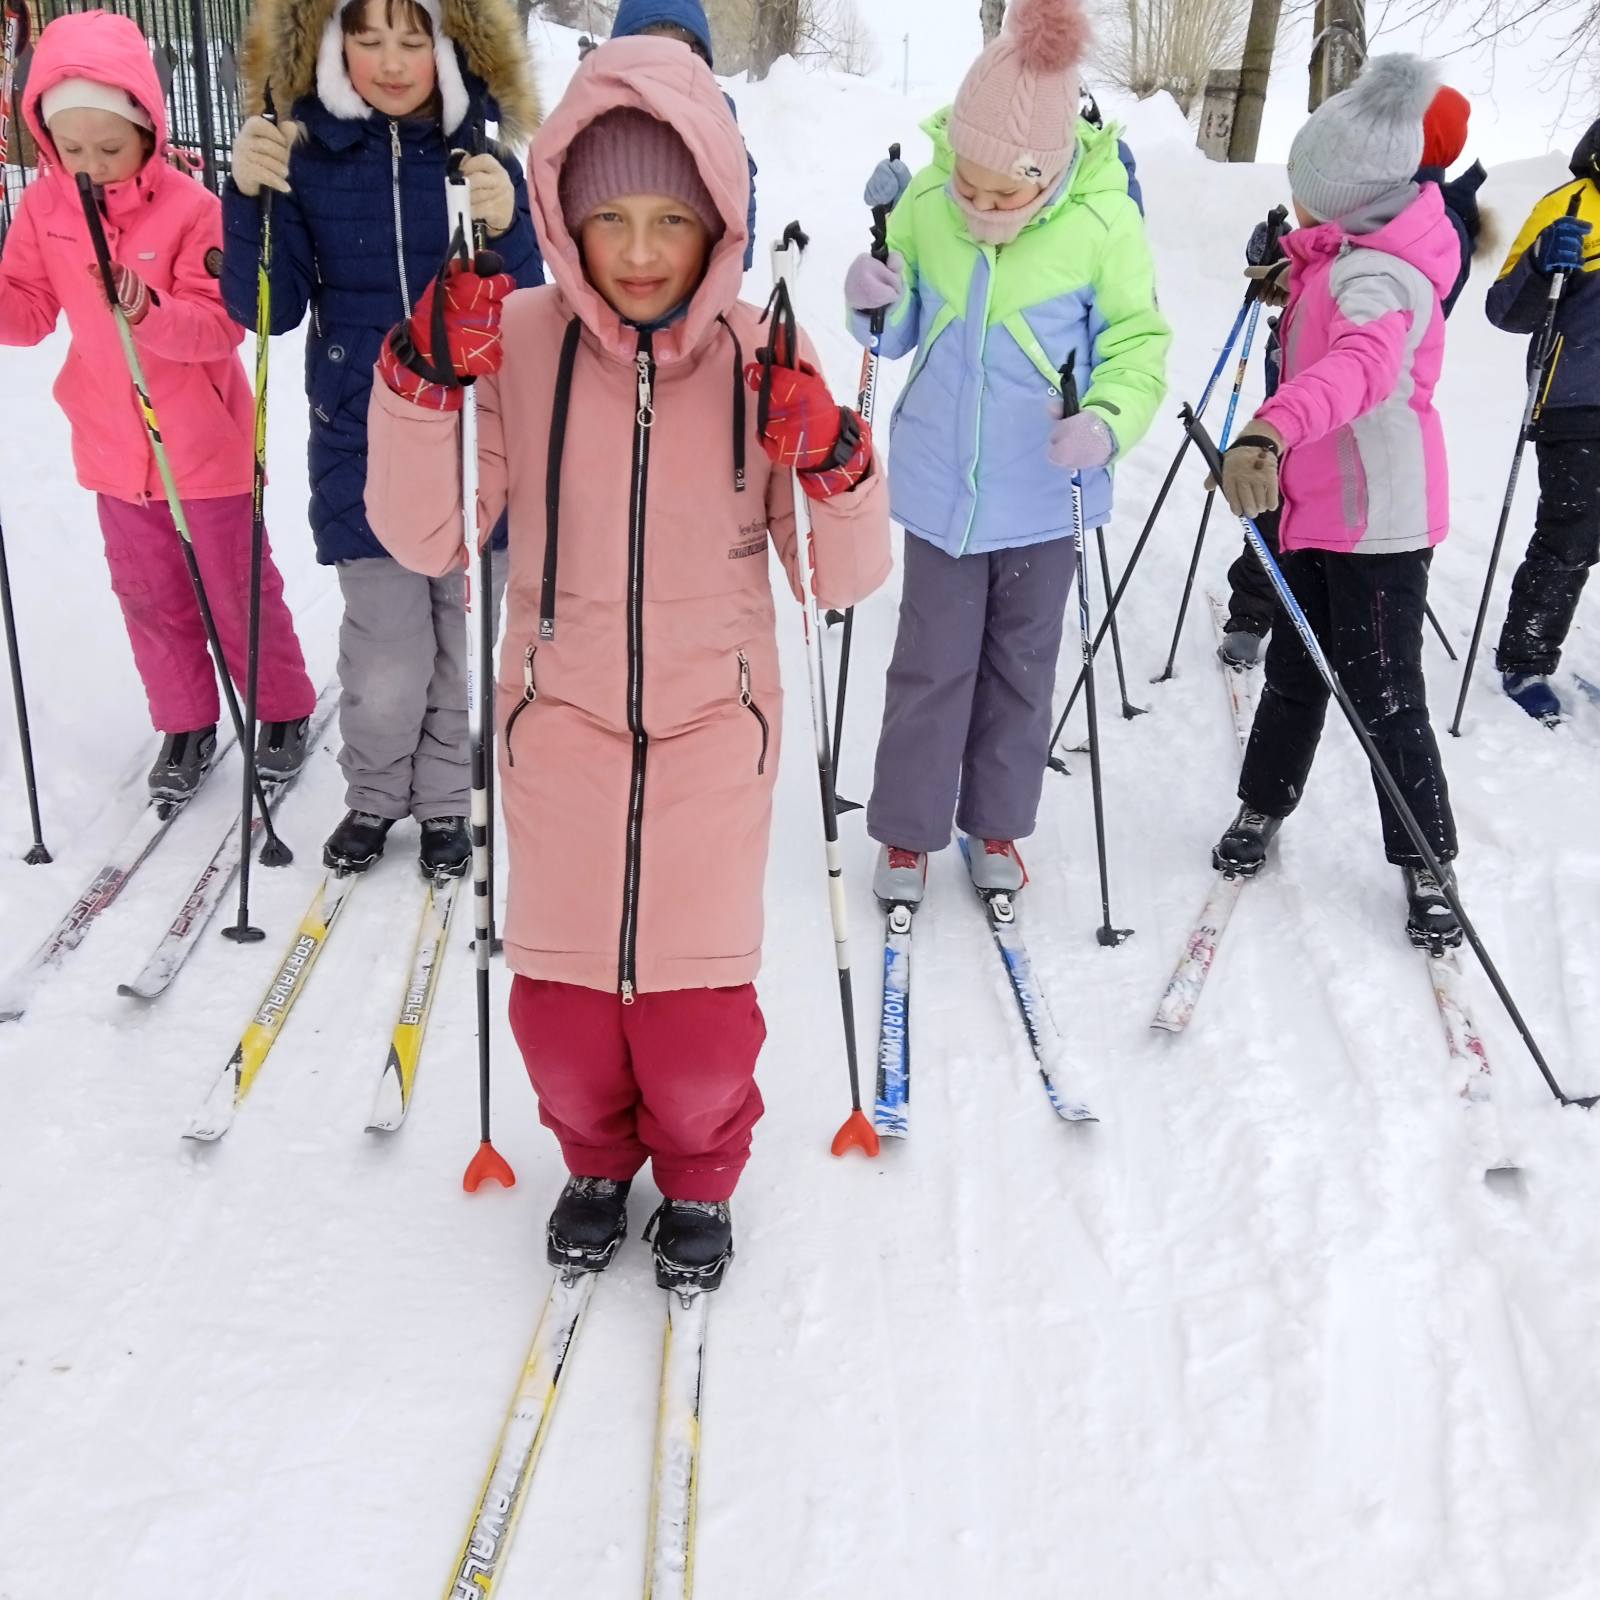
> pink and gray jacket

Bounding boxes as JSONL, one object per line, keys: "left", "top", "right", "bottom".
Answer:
{"left": 1258, "top": 183, "right": 1458, "bottom": 556}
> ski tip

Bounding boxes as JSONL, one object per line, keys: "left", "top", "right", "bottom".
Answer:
{"left": 115, "top": 981, "right": 156, "bottom": 1001}
{"left": 1055, "top": 1102, "right": 1099, "bottom": 1124}
{"left": 463, "top": 1140, "right": 517, "bottom": 1192}
{"left": 830, "top": 1108, "right": 881, "bottom": 1159}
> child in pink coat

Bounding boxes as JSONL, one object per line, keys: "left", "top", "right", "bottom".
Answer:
{"left": 1211, "top": 56, "right": 1462, "bottom": 951}
{"left": 365, "top": 37, "right": 890, "bottom": 1291}
{"left": 0, "top": 11, "right": 316, "bottom": 802}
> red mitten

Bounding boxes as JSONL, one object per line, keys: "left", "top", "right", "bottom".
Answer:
{"left": 743, "top": 356, "right": 873, "bottom": 501}
{"left": 378, "top": 255, "right": 516, "bottom": 412}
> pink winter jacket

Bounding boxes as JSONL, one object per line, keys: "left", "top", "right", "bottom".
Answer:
{"left": 365, "top": 39, "right": 891, "bottom": 997}
{"left": 0, "top": 11, "right": 252, "bottom": 503}
{"left": 1257, "top": 185, "right": 1458, "bottom": 555}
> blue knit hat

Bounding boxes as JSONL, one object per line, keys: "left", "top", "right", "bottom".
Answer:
{"left": 611, "top": 0, "right": 714, "bottom": 68}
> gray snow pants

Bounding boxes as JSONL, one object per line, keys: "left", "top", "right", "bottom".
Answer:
{"left": 867, "top": 531, "right": 1077, "bottom": 852}
{"left": 334, "top": 552, "right": 506, "bottom": 821}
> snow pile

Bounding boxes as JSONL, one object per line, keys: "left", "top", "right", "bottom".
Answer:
{"left": 2, "top": 21, "right": 1600, "bottom": 1600}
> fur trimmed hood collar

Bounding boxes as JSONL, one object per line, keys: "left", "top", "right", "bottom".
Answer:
{"left": 240, "top": 0, "right": 540, "bottom": 143}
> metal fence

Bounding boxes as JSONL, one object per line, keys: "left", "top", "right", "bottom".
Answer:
{"left": 2, "top": 0, "right": 249, "bottom": 241}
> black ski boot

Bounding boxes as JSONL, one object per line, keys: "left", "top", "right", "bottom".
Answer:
{"left": 1404, "top": 863, "right": 1463, "bottom": 952}
{"left": 323, "top": 810, "right": 395, "bottom": 873}
{"left": 255, "top": 716, "right": 310, "bottom": 784}
{"left": 645, "top": 1200, "right": 734, "bottom": 1293}
{"left": 1212, "top": 804, "right": 1283, "bottom": 878}
{"left": 546, "top": 1176, "right": 631, "bottom": 1273}
{"left": 148, "top": 724, "right": 218, "bottom": 806}
{"left": 419, "top": 816, "right": 471, "bottom": 880}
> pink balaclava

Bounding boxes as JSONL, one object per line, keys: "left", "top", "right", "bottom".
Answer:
{"left": 947, "top": 0, "right": 1092, "bottom": 245}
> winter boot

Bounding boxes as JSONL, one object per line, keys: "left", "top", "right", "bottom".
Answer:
{"left": 966, "top": 837, "right": 1026, "bottom": 896}
{"left": 255, "top": 716, "right": 310, "bottom": 784}
{"left": 873, "top": 845, "right": 927, "bottom": 908}
{"left": 418, "top": 816, "right": 471, "bottom": 880}
{"left": 1403, "top": 863, "right": 1463, "bottom": 952}
{"left": 323, "top": 810, "right": 395, "bottom": 873}
{"left": 645, "top": 1199, "right": 734, "bottom": 1293}
{"left": 1502, "top": 672, "right": 1562, "bottom": 725}
{"left": 148, "top": 724, "right": 218, "bottom": 805}
{"left": 1212, "top": 804, "right": 1284, "bottom": 878}
{"left": 546, "top": 1176, "right": 631, "bottom": 1274}
{"left": 1218, "top": 629, "right": 1264, "bottom": 670}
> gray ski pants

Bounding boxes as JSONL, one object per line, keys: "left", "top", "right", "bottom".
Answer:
{"left": 867, "top": 531, "right": 1077, "bottom": 852}
{"left": 334, "top": 551, "right": 506, "bottom": 821}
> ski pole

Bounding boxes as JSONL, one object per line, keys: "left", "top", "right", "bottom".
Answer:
{"left": 1063, "top": 354, "right": 1132, "bottom": 947}
{"left": 1153, "top": 205, "right": 1287, "bottom": 685}
{"left": 1450, "top": 192, "right": 1585, "bottom": 738}
{"left": 76, "top": 174, "right": 293, "bottom": 863}
{"left": 0, "top": 2, "right": 26, "bottom": 233}
{"left": 1185, "top": 407, "right": 1589, "bottom": 1109}
{"left": 1424, "top": 600, "right": 1458, "bottom": 663}
{"left": 1046, "top": 278, "right": 1259, "bottom": 771}
{"left": 0, "top": 506, "right": 49, "bottom": 863}
{"left": 225, "top": 88, "right": 278, "bottom": 947}
{"left": 827, "top": 144, "right": 898, "bottom": 818}
{"left": 439, "top": 172, "right": 516, "bottom": 1193}
{"left": 767, "top": 221, "right": 878, "bottom": 1159}
{"left": 1096, "top": 524, "right": 1146, "bottom": 719}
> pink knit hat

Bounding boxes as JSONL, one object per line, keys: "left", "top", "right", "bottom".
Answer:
{"left": 559, "top": 107, "right": 723, "bottom": 237}
{"left": 948, "top": 0, "right": 1092, "bottom": 188}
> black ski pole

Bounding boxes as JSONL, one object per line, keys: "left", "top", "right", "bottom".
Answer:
{"left": 0, "top": 506, "right": 49, "bottom": 863}
{"left": 1425, "top": 600, "right": 1458, "bottom": 663}
{"left": 1063, "top": 354, "right": 1132, "bottom": 946}
{"left": 226, "top": 89, "right": 279, "bottom": 946}
{"left": 827, "top": 144, "right": 898, "bottom": 818}
{"left": 1096, "top": 524, "right": 1146, "bottom": 718}
{"left": 77, "top": 174, "right": 293, "bottom": 862}
{"left": 1046, "top": 282, "right": 1258, "bottom": 772}
{"left": 1154, "top": 205, "right": 1287, "bottom": 685}
{"left": 1450, "top": 192, "right": 1584, "bottom": 738}
{"left": 1185, "top": 407, "right": 1588, "bottom": 1109}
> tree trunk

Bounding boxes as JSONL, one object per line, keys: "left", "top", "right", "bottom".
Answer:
{"left": 1309, "top": 0, "right": 1365, "bottom": 109}
{"left": 748, "top": 0, "right": 801, "bottom": 81}
{"left": 1228, "top": 0, "right": 1282, "bottom": 161}
{"left": 979, "top": 0, "right": 1006, "bottom": 44}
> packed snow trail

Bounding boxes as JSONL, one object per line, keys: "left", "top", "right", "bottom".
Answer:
{"left": 4, "top": 22, "right": 1600, "bottom": 1600}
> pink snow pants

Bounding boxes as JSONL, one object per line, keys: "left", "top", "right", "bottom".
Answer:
{"left": 509, "top": 978, "right": 767, "bottom": 1203}
{"left": 97, "top": 493, "right": 316, "bottom": 734}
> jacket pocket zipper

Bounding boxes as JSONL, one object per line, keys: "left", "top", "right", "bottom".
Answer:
{"left": 738, "top": 651, "right": 769, "bottom": 776}
{"left": 505, "top": 644, "right": 537, "bottom": 767}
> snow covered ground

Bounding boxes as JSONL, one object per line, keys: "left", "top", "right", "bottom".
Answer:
{"left": 4, "top": 19, "right": 1600, "bottom": 1599}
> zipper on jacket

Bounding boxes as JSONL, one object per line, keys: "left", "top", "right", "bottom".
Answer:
{"left": 505, "top": 644, "right": 537, "bottom": 767}
{"left": 618, "top": 333, "right": 656, "bottom": 1005}
{"left": 389, "top": 121, "right": 413, "bottom": 316}
{"left": 738, "top": 651, "right": 769, "bottom": 776}
{"left": 957, "top": 247, "right": 997, "bottom": 557}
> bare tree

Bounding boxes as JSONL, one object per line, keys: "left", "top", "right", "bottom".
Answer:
{"left": 1228, "top": 0, "right": 1283, "bottom": 159}
{"left": 1308, "top": 0, "right": 1364, "bottom": 108}
{"left": 748, "top": 0, "right": 802, "bottom": 80}
{"left": 1097, "top": 0, "right": 1250, "bottom": 115}
{"left": 1376, "top": 0, "right": 1600, "bottom": 100}
{"left": 980, "top": 0, "right": 1008, "bottom": 42}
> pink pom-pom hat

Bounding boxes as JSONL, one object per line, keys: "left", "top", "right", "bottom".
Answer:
{"left": 948, "top": 0, "right": 1092, "bottom": 188}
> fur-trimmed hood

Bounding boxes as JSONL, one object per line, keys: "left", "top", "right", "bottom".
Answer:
{"left": 239, "top": 0, "right": 539, "bottom": 144}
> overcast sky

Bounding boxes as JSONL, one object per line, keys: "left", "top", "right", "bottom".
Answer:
{"left": 863, "top": 0, "right": 1595, "bottom": 168}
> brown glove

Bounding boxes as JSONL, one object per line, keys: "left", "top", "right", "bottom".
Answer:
{"left": 1244, "top": 260, "right": 1291, "bottom": 307}
{"left": 1207, "top": 421, "right": 1286, "bottom": 520}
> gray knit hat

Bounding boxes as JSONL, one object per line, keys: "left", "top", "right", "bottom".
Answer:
{"left": 1287, "top": 54, "right": 1439, "bottom": 222}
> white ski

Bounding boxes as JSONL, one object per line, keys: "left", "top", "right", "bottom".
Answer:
{"left": 368, "top": 876, "right": 459, "bottom": 1133}
{"left": 644, "top": 1288, "right": 711, "bottom": 1600}
{"left": 1151, "top": 872, "right": 1247, "bottom": 1034}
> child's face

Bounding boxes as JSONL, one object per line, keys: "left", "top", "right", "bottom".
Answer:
{"left": 579, "top": 194, "right": 712, "bottom": 325}
{"left": 48, "top": 107, "right": 148, "bottom": 186}
{"left": 953, "top": 157, "right": 1044, "bottom": 214}
{"left": 344, "top": 0, "right": 437, "bottom": 120}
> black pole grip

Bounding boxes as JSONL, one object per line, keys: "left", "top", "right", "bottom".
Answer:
{"left": 75, "top": 172, "right": 119, "bottom": 305}
{"left": 1059, "top": 350, "right": 1080, "bottom": 420}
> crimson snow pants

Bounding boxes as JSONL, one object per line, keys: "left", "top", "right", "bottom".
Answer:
{"left": 509, "top": 978, "right": 767, "bottom": 1203}
{"left": 98, "top": 493, "right": 315, "bottom": 734}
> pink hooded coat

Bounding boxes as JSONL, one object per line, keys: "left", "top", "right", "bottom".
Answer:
{"left": 1258, "top": 184, "right": 1458, "bottom": 556}
{"left": 0, "top": 11, "right": 253, "bottom": 503}
{"left": 365, "top": 38, "right": 891, "bottom": 997}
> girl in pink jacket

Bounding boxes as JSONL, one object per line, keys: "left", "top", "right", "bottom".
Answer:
{"left": 365, "top": 37, "right": 890, "bottom": 1291}
{"left": 1211, "top": 56, "right": 1463, "bottom": 952}
{"left": 0, "top": 11, "right": 316, "bottom": 803}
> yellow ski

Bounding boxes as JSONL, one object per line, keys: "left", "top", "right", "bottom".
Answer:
{"left": 368, "top": 876, "right": 459, "bottom": 1132}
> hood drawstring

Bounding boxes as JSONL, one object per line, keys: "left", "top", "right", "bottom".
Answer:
{"left": 717, "top": 313, "right": 746, "bottom": 494}
{"left": 540, "top": 316, "right": 584, "bottom": 642}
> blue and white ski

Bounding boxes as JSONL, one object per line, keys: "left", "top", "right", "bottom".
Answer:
{"left": 873, "top": 902, "right": 913, "bottom": 1138}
